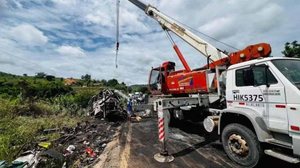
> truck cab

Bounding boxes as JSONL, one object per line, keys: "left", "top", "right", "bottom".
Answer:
{"left": 220, "top": 57, "right": 300, "bottom": 166}
{"left": 148, "top": 61, "right": 175, "bottom": 95}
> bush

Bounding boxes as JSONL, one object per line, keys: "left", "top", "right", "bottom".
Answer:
{"left": 0, "top": 98, "right": 21, "bottom": 118}
{"left": 0, "top": 77, "right": 73, "bottom": 99}
{"left": 19, "top": 80, "right": 72, "bottom": 99}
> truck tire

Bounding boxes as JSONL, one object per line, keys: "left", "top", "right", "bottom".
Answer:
{"left": 169, "top": 111, "right": 180, "bottom": 127}
{"left": 222, "top": 123, "right": 261, "bottom": 167}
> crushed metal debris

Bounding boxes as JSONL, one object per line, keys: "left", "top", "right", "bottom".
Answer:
{"left": 2, "top": 117, "right": 123, "bottom": 168}
{"left": 88, "top": 89, "right": 127, "bottom": 119}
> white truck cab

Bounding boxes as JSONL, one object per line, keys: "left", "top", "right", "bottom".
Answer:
{"left": 219, "top": 57, "right": 300, "bottom": 167}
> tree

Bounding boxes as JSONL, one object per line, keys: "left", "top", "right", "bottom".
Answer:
{"left": 45, "top": 75, "right": 55, "bottom": 81}
{"left": 81, "top": 74, "right": 91, "bottom": 81}
{"left": 18, "top": 80, "right": 33, "bottom": 101}
{"left": 107, "top": 79, "right": 119, "bottom": 87}
{"left": 115, "top": 82, "right": 127, "bottom": 91}
{"left": 100, "top": 79, "right": 107, "bottom": 86}
{"left": 130, "top": 85, "right": 149, "bottom": 94}
{"left": 35, "top": 72, "right": 46, "bottom": 78}
{"left": 76, "top": 80, "right": 84, "bottom": 86}
{"left": 81, "top": 74, "right": 91, "bottom": 86}
{"left": 282, "top": 41, "right": 300, "bottom": 58}
{"left": 139, "top": 86, "right": 149, "bottom": 94}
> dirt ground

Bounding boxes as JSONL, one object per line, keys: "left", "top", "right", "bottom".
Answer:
{"left": 94, "top": 118, "right": 300, "bottom": 168}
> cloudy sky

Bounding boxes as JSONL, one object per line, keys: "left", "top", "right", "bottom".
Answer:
{"left": 0, "top": 0, "right": 299, "bottom": 84}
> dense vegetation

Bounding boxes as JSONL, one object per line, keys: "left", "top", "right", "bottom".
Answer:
{"left": 0, "top": 72, "right": 113, "bottom": 161}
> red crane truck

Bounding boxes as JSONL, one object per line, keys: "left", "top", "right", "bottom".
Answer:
{"left": 128, "top": 0, "right": 300, "bottom": 167}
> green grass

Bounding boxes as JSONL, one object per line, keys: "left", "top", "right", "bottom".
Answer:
{"left": 0, "top": 86, "right": 95, "bottom": 161}
{"left": 0, "top": 115, "right": 81, "bottom": 161}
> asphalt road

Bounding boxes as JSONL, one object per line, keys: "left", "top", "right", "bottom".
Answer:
{"left": 119, "top": 118, "right": 299, "bottom": 168}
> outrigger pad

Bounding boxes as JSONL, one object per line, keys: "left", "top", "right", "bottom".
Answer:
{"left": 154, "top": 153, "right": 174, "bottom": 163}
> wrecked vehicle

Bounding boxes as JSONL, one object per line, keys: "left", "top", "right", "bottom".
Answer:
{"left": 88, "top": 89, "right": 127, "bottom": 119}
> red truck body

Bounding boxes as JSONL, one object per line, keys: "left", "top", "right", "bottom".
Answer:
{"left": 149, "top": 43, "right": 271, "bottom": 95}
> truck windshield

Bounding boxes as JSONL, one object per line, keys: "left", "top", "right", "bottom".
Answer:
{"left": 149, "top": 69, "right": 160, "bottom": 90}
{"left": 272, "top": 59, "right": 300, "bottom": 89}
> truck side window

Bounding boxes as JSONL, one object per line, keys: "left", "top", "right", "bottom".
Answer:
{"left": 252, "top": 66, "right": 277, "bottom": 86}
{"left": 236, "top": 67, "right": 277, "bottom": 87}
{"left": 236, "top": 69, "right": 244, "bottom": 86}
{"left": 236, "top": 68, "right": 253, "bottom": 86}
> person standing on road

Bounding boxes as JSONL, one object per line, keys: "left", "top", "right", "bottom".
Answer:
{"left": 127, "top": 98, "right": 133, "bottom": 121}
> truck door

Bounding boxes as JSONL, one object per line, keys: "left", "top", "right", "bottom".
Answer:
{"left": 232, "top": 65, "right": 288, "bottom": 132}
{"left": 253, "top": 65, "right": 288, "bottom": 133}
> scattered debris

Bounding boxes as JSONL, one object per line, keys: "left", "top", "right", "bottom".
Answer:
{"left": 43, "top": 128, "right": 59, "bottom": 134}
{"left": 85, "top": 147, "right": 96, "bottom": 158}
{"left": 53, "top": 118, "right": 122, "bottom": 167}
{"left": 12, "top": 150, "right": 39, "bottom": 168}
{"left": 101, "top": 143, "right": 107, "bottom": 148}
{"left": 135, "top": 116, "right": 142, "bottom": 122}
{"left": 38, "top": 142, "right": 51, "bottom": 149}
{"left": 37, "top": 149, "right": 65, "bottom": 167}
{"left": 3, "top": 117, "right": 123, "bottom": 167}
{"left": 37, "top": 136, "right": 49, "bottom": 142}
{"left": 0, "top": 161, "right": 7, "bottom": 168}
{"left": 141, "top": 109, "right": 152, "bottom": 117}
{"left": 65, "top": 145, "right": 76, "bottom": 155}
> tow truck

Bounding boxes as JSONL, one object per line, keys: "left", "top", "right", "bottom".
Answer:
{"left": 128, "top": 0, "right": 300, "bottom": 167}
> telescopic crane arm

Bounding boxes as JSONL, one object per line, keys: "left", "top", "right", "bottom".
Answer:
{"left": 128, "top": 0, "right": 271, "bottom": 71}
{"left": 128, "top": 0, "right": 228, "bottom": 63}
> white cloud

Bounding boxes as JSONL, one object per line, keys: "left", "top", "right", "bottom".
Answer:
{"left": 51, "top": 0, "right": 77, "bottom": 6}
{"left": 199, "top": 17, "right": 236, "bottom": 40}
{"left": 252, "top": 4, "right": 283, "bottom": 33}
{"left": 85, "top": 13, "right": 111, "bottom": 26}
{"left": 0, "top": 0, "right": 299, "bottom": 85}
{"left": 9, "top": 24, "right": 48, "bottom": 46}
{"left": 0, "top": 1, "right": 7, "bottom": 8}
{"left": 56, "top": 45, "right": 86, "bottom": 57}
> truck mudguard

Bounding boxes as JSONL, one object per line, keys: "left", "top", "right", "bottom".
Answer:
{"left": 219, "top": 107, "right": 272, "bottom": 142}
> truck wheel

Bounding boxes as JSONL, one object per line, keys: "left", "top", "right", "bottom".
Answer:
{"left": 222, "top": 123, "right": 261, "bottom": 167}
{"left": 169, "top": 110, "right": 179, "bottom": 127}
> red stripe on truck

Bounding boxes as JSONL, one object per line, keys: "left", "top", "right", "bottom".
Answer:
{"left": 291, "top": 125, "right": 300, "bottom": 131}
{"left": 275, "top": 105, "right": 286, "bottom": 108}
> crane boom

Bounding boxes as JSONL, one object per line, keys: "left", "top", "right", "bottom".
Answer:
{"left": 128, "top": 0, "right": 228, "bottom": 62}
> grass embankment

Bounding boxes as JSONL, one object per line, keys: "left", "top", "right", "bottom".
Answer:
{"left": 0, "top": 73, "right": 102, "bottom": 161}
{"left": 0, "top": 115, "right": 81, "bottom": 161}
{"left": 0, "top": 96, "right": 91, "bottom": 161}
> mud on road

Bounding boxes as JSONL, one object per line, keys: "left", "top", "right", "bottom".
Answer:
{"left": 98, "top": 118, "right": 299, "bottom": 168}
